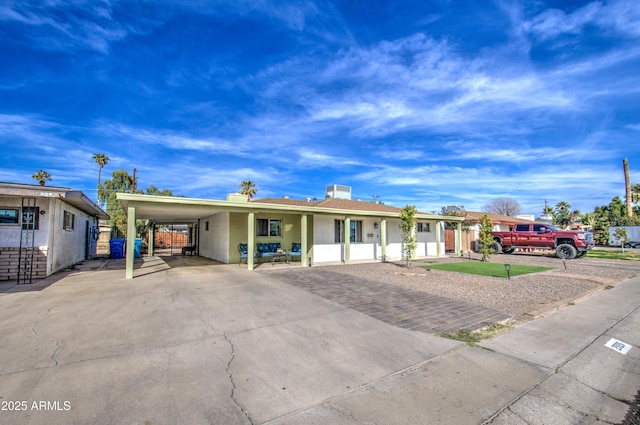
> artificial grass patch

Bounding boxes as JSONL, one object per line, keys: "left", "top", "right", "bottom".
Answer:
{"left": 421, "top": 261, "right": 552, "bottom": 278}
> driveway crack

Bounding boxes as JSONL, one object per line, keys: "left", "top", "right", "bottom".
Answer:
{"left": 31, "top": 308, "right": 52, "bottom": 336}
{"left": 224, "top": 333, "right": 254, "bottom": 425}
{"left": 325, "top": 401, "right": 359, "bottom": 422}
{"left": 50, "top": 340, "right": 61, "bottom": 366}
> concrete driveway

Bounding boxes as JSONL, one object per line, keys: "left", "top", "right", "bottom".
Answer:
{"left": 0, "top": 258, "right": 463, "bottom": 424}
{"left": 1, "top": 256, "right": 638, "bottom": 424}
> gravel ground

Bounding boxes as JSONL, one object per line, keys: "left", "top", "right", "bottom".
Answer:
{"left": 313, "top": 252, "right": 640, "bottom": 323}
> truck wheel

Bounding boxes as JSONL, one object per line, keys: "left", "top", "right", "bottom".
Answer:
{"left": 556, "top": 244, "right": 577, "bottom": 259}
{"left": 491, "top": 242, "right": 502, "bottom": 254}
{"left": 502, "top": 247, "right": 515, "bottom": 254}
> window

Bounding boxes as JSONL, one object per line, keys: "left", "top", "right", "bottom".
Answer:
{"left": 417, "top": 222, "right": 430, "bottom": 232}
{"left": 0, "top": 208, "right": 19, "bottom": 224}
{"left": 257, "top": 218, "right": 282, "bottom": 237}
{"left": 515, "top": 224, "right": 530, "bottom": 232}
{"left": 22, "top": 207, "right": 40, "bottom": 230}
{"left": 63, "top": 211, "right": 75, "bottom": 230}
{"left": 334, "top": 220, "right": 362, "bottom": 243}
{"left": 205, "top": 221, "right": 209, "bottom": 231}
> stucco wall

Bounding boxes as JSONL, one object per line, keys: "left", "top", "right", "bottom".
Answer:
{"left": 313, "top": 216, "right": 444, "bottom": 262}
{"left": 0, "top": 197, "right": 51, "bottom": 248}
{"left": 199, "top": 212, "right": 230, "bottom": 263}
{"left": 47, "top": 198, "right": 98, "bottom": 274}
{"left": 195, "top": 210, "right": 447, "bottom": 266}
{"left": 415, "top": 220, "right": 441, "bottom": 257}
{"left": 313, "top": 215, "right": 396, "bottom": 263}
{"left": 227, "top": 212, "right": 303, "bottom": 264}
{"left": 0, "top": 196, "right": 99, "bottom": 278}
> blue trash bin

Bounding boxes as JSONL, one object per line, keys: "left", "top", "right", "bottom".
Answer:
{"left": 110, "top": 238, "right": 125, "bottom": 259}
{"left": 134, "top": 238, "right": 142, "bottom": 259}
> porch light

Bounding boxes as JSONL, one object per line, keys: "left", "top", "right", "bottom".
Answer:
{"left": 374, "top": 222, "right": 378, "bottom": 229}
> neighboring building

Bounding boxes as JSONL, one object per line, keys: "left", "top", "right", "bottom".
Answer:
{"left": 457, "top": 211, "right": 534, "bottom": 252}
{"left": 0, "top": 182, "right": 109, "bottom": 282}
{"left": 116, "top": 191, "right": 465, "bottom": 278}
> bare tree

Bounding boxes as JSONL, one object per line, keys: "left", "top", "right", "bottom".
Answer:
{"left": 483, "top": 198, "right": 522, "bottom": 216}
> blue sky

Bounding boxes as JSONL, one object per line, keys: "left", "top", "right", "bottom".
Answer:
{"left": 1, "top": 0, "right": 639, "bottom": 216}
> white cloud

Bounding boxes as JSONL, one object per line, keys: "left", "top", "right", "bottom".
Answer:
{"left": 0, "top": 1, "right": 162, "bottom": 53}
{"left": 525, "top": 0, "right": 640, "bottom": 41}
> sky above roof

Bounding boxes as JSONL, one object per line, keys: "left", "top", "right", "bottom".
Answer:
{"left": 1, "top": 0, "right": 639, "bottom": 216}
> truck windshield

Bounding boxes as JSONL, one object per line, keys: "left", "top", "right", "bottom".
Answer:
{"left": 545, "top": 224, "right": 560, "bottom": 231}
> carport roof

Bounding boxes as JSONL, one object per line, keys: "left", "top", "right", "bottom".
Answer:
{"left": 117, "top": 193, "right": 464, "bottom": 224}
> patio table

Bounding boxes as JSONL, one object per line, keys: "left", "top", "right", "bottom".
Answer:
{"left": 271, "top": 252, "right": 289, "bottom": 265}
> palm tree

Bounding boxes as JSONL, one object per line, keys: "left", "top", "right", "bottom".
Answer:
{"left": 31, "top": 170, "right": 52, "bottom": 186}
{"left": 93, "top": 153, "right": 110, "bottom": 187}
{"left": 239, "top": 180, "right": 257, "bottom": 200}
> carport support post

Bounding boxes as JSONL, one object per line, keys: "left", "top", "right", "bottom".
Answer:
{"left": 301, "top": 214, "right": 308, "bottom": 267}
{"left": 380, "top": 218, "right": 387, "bottom": 261}
{"left": 456, "top": 222, "right": 462, "bottom": 256}
{"left": 247, "top": 212, "right": 255, "bottom": 270}
{"left": 125, "top": 206, "right": 136, "bottom": 279}
{"left": 344, "top": 216, "right": 351, "bottom": 264}
{"left": 148, "top": 223, "right": 155, "bottom": 257}
{"left": 436, "top": 220, "right": 443, "bottom": 257}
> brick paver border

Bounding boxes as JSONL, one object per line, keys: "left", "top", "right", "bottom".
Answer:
{"left": 265, "top": 268, "right": 509, "bottom": 333}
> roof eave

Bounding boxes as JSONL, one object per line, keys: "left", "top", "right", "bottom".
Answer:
{"left": 117, "top": 193, "right": 463, "bottom": 221}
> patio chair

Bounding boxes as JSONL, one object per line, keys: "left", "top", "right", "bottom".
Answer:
{"left": 289, "top": 242, "right": 302, "bottom": 261}
{"left": 238, "top": 243, "right": 262, "bottom": 265}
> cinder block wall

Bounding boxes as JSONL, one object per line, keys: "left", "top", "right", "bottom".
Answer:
{"left": 0, "top": 248, "right": 48, "bottom": 281}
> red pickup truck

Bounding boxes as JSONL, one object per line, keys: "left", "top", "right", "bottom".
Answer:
{"left": 490, "top": 222, "right": 594, "bottom": 259}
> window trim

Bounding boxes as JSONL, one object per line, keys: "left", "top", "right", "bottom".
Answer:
{"left": 63, "top": 210, "right": 75, "bottom": 231}
{"left": 0, "top": 207, "right": 20, "bottom": 225}
{"left": 334, "top": 219, "right": 363, "bottom": 243}
{"left": 417, "top": 222, "right": 431, "bottom": 232}
{"left": 256, "top": 218, "right": 282, "bottom": 238}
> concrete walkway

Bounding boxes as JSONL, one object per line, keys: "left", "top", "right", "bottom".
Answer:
{"left": 0, "top": 256, "right": 638, "bottom": 424}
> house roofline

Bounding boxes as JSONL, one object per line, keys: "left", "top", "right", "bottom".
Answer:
{"left": 0, "top": 182, "right": 109, "bottom": 220}
{"left": 117, "top": 193, "right": 464, "bottom": 222}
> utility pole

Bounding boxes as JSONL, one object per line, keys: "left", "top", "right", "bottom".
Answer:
{"left": 624, "top": 158, "right": 632, "bottom": 218}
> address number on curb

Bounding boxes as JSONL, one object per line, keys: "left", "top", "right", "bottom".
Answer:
{"left": 605, "top": 338, "right": 633, "bottom": 355}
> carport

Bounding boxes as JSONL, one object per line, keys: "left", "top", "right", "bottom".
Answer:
{"left": 117, "top": 193, "right": 463, "bottom": 279}
{"left": 117, "top": 193, "right": 316, "bottom": 279}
